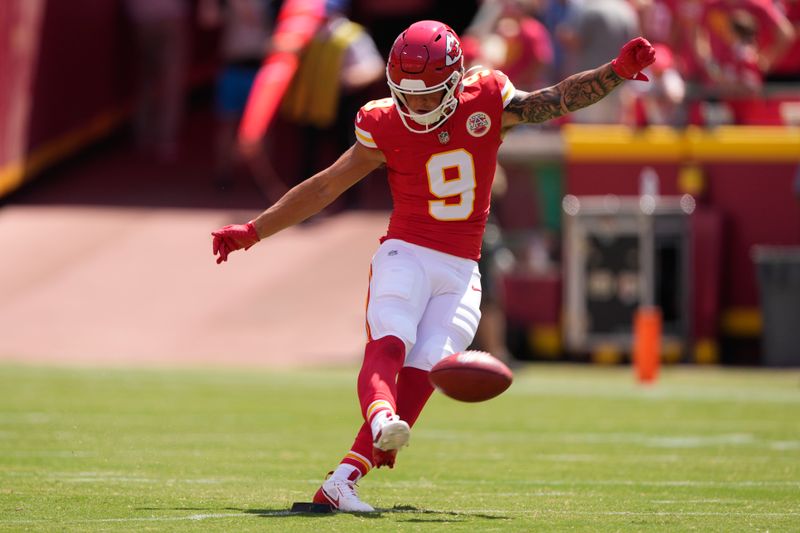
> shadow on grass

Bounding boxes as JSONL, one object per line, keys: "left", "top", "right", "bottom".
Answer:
{"left": 241, "top": 505, "right": 508, "bottom": 522}
{"left": 384, "top": 505, "right": 509, "bottom": 521}
{"left": 133, "top": 505, "right": 509, "bottom": 522}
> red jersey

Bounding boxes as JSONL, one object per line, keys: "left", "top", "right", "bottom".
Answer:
{"left": 354, "top": 69, "right": 515, "bottom": 261}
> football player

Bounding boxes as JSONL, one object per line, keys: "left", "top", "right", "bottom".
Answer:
{"left": 212, "top": 20, "right": 655, "bottom": 512}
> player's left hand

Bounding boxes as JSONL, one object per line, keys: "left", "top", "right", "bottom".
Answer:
{"left": 611, "top": 37, "right": 656, "bottom": 81}
{"left": 212, "top": 222, "right": 260, "bottom": 264}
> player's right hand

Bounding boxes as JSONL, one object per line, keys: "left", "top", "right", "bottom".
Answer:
{"left": 211, "top": 222, "right": 260, "bottom": 264}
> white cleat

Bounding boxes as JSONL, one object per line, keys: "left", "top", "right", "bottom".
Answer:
{"left": 373, "top": 413, "right": 411, "bottom": 452}
{"left": 313, "top": 476, "right": 375, "bottom": 512}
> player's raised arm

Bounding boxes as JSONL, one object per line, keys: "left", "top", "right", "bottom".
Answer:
{"left": 211, "top": 141, "right": 385, "bottom": 264}
{"left": 502, "top": 37, "right": 655, "bottom": 129}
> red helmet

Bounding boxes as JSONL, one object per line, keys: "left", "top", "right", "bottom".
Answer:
{"left": 386, "top": 20, "right": 465, "bottom": 133}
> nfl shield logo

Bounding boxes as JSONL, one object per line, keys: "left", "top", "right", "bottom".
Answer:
{"left": 438, "top": 130, "right": 450, "bottom": 144}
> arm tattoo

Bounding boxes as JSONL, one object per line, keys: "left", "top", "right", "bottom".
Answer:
{"left": 505, "top": 65, "right": 624, "bottom": 124}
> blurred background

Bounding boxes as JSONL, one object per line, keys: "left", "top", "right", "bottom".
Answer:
{"left": 1, "top": 0, "right": 799, "bottom": 370}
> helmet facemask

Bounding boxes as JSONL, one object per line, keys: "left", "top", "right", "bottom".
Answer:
{"left": 387, "top": 67, "right": 463, "bottom": 133}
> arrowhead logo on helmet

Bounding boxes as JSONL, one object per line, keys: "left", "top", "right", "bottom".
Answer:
{"left": 445, "top": 33, "right": 461, "bottom": 66}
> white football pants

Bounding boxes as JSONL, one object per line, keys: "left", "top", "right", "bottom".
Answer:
{"left": 366, "top": 239, "right": 482, "bottom": 371}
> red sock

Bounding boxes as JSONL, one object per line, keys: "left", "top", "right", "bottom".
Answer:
{"left": 341, "top": 360, "right": 435, "bottom": 475}
{"left": 357, "top": 336, "right": 405, "bottom": 421}
{"left": 340, "top": 425, "right": 374, "bottom": 478}
{"left": 373, "top": 367, "right": 435, "bottom": 469}
{"left": 396, "top": 367, "right": 435, "bottom": 427}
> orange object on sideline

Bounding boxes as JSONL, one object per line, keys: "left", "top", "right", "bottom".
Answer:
{"left": 633, "top": 306, "right": 662, "bottom": 384}
{"left": 238, "top": 0, "right": 325, "bottom": 145}
{"left": 238, "top": 52, "right": 300, "bottom": 144}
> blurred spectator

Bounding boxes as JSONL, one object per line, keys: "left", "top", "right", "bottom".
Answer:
{"left": 631, "top": 0, "right": 703, "bottom": 80}
{"left": 693, "top": 0, "right": 795, "bottom": 78}
{"left": 462, "top": 0, "right": 554, "bottom": 89}
{"left": 703, "top": 8, "right": 764, "bottom": 99}
{"left": 123, "top": 0, "right": 191, "bottom": 161}
{"left": 198, "top": 0, "right": 278, "bottom": 194}
{"left": 541, "top": 0, "right": 572, "bottom": 79}
{"left": 690, "top": 2, "right": 795, "bottom": 125}
{"left": 624, "top": 42, "right": 686, "bottom": 126}
{"left": 278, "top": 0, "right": 384, "bottom": 209}
{"left": 281, "top": 0, "right": 384, "bottom": 130}
{"left": 556, "top": 0, "right": 640, "bottom": 123}
{"left": 667, "top": 0, "right": 706, "bottom": 78}
{"left": 232, "top": 0, "right": 328, "bottom": 205}
{"left": 768, "top": 0, "right": 800, "bottom": 81}
{"left": 631, "top": 0, "right": 678, "bottom": 49}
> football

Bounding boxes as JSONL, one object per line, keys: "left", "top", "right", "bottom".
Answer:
{"left": 428, "top": 351, "right": 513, "bottom": 402}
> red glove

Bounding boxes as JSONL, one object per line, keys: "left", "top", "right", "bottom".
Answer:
{"left": 212, "top": 221, "right": 260, "bottom": 264}
{"left": 611, "top": 37, "right": 656, "bottom": 81}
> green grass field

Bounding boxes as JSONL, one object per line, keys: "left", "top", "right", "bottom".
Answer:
{"left": 1, "top": 362, "right": 799, "bottom": 532}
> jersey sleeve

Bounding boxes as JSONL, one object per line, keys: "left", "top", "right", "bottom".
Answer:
{"left": 493, "top": 70, "right": 516, "bottom": 109}
{"left": 354, "top": 99, "right": 393, "bottom": 150}
{"left": 354, "top": 111, "right": 378, "bottom": 149}
{"left": 464, "top": 68, "right": 516, "bottom": 111}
